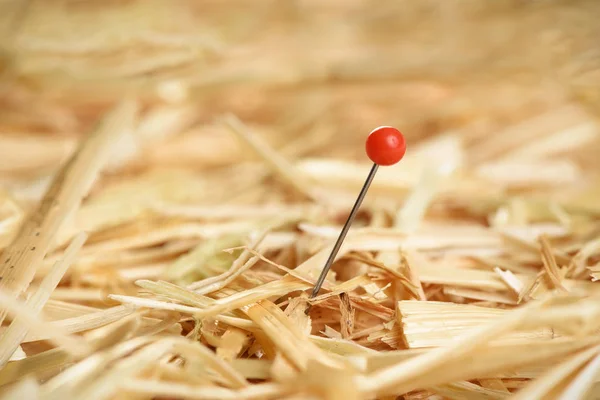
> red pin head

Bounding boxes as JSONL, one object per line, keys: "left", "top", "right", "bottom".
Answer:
{"left": 365, "top": 126, "right": 406, "bottom": 166}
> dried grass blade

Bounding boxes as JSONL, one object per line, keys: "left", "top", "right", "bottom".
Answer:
{"left": 108, "top": 294, "right": 205, "bottom": 314}
{"left": 120, "top": 379, "right": 285, "bottom": 400}
{"left": 221, "top": 114, "right": 316, "bottom": 201}
{"left": 66, "top": 339, "right": 175, "bottom": 400}
{"left": 469, "top": 105, "right": 586, "bottom": 164}
{"left": 0, "top": 377, "right": 39, "bottom": 400}
{"left": 20, "top": 305, "right": 135, "bottom": 342}
{"left": 429, "top": 381, "right": 507, "bottom": 400}
{"left": 41, "top": 300, "right": 98, "bottom": 320}
{"left": 311, "top": 336, "right": 378, "bottom": 357}
{"left": 309, "top": 275, "right": 371, "bottom": 304}
{"left": 557, "top": 350, "right": 600, "bottom": 399}
{"left": 231, "top": 358, "right": 272, "bottom": 380}
{"left": 539, "top": 235, "right": 568, "bottom": 292}
{"left": 137, "top": 279, "right": 214, "bottom": 307}
{"left": 151, "top": 202, "right": 315, "bottom": 222}
{"left": 40, "top": 337, "right": 159, "bottom": 400}
{"left": 188, "top": 229, "right": 268, "bottom": 292}
{"left": 360, "top": 294, "right": 600, "bottom": 397}
{"left": 0, "top": 232, "right": 87, "bottom": 367}
{"left": 512, "top": 345, "right": 600, "bottom": 400}
{"left": 339, "top": 292, "right": 355, "bottom": 339}
{"left": 240, "top": 246, "right": 316, "bottom": 285}
{"left": 478, "top": 378, "right": 510, "bottom": 394}
{"left": 172, "top": 339, "right": 248, "bottom": 388}
{"left": 395, "top": 133, "right": 462, "bottom": 233}
{"left": 109, "top": 295, "right": 255, "bottom": 331}
{"left": 409, "top": 257, "right": 597, "bottom": 294}
{"left": 344, "top": 253, "right": 420, "bottom": 298}
{"left": 397, "top": 300, "right": 555, "bottom": 349}
{"left": 443, "top": 287, "right": 517, "bottom": 305}
{"left": 493, "top": 267, "right": 524, "bottom": 296}
{"left": 0, "top": 100, "right": 137, "bottom": 326}
{"left": 166, "top": 234, "right": 246, "bottom": 283}
{"left": 0, "top": 289, "right": 91, "bottom": 359}
{"left": 0, "top": 348, "right": 67, "bottom": 387}
{"left": 217, "top": 327, "right": 250, "bottom": 361}
{"left": 0, "top": 315, "right": 141, "bottom": 387}
{"left": 244, "top": 300, "right": 344, "bottom": 371}
{"left": 197, "top": 278, "right": 311, "bottom": 318}
{"left": 79, "top": 221, "right": 258, "bottom": 254}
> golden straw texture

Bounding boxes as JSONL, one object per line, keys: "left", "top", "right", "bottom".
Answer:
{"left": 0, "top": 1, "right": 599, "bottom": 399}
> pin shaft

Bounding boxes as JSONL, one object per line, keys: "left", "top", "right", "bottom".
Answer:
{"left": 305, "top": 163, "right": 379, "bottom": 313}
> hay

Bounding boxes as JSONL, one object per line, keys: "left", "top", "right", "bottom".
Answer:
{"left": 0, "top": 0, "right": 600, "bottom": 399}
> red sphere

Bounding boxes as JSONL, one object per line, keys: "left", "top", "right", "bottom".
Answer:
{"left": 365, "top": 126, "right": 406, "bottom": 166}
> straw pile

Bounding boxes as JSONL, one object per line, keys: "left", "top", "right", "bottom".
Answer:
{"left": 0, "top": 1, "right": 600, "bottom": 399}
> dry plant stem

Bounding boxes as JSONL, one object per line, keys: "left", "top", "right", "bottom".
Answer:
{"left": 539, "top": 234, "right": 568, "bottom": 292}
{"left": 1, "top": 3, "right": 600, "bottom": 398}
{"left": 59, "top": 339, "right": 175, "bottom": 400}
{"left": 240, "top": 247, "right": 317, "bottom": 285}
{"left": 171, "top": 339, "right": 248, "bottom": 388}
{"left": 187, "top": 229, "right": 268, "bottom": 292}
{"left": 0, "top": 100, "right": 136, "bottom": 326}
{"left": 397, "top": 300, "right": 554, "bottom": 348}
{"left": 120, "top": 379, "right": 285, "bottom": 400}
{"left": 17, "top": 304, "right": 136, "bottom": 342}
{"left": 0, "top": 231, "right": 87, "bottom": 367}
{"left": 245, "top": 300, "right": 343, "bottom": 371}
{"left": 360, "top": 295, "right": 584, "bottom": 397}
{"left": 512, "top": 345, "right": 600, "bottom": 399}
{"left": 0, "top": 377, "right": 39, "bottom": 400}
{"left": 557, "top": 350, "right": 600, "bottom": 399}
{"left": 429, "top": 381, "right": 507, "bottom": 400}
{"left": 0, "top": 313, "right": 141, "bottom": 387}
{"left": 40, "top": 336, "right": 158, "bottom": 398}
{"left": 221, "top": 113, "right": 317, "bottom": 201}
{"left": 0, "top": 289, "right": 90, "bottom": 358}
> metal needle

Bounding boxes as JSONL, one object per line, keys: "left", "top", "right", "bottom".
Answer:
{"left": 305, "top": 163, "right": 379, "bottom": 314}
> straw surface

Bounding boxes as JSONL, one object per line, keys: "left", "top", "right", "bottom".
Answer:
{"left": 0, "top": 1, "right": 600, "bottom": 399}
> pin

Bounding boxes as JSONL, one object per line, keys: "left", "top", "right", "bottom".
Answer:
{"left": 305, "top": 126, "right": 406, "bottom": 314}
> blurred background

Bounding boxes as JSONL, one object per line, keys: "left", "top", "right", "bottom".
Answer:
{"left": 0, "top": 0, "right": 599, "bottom": 182}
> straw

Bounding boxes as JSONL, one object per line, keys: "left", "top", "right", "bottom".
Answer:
{"left": 0, "top": 1, "right": 599, "bottom": 399}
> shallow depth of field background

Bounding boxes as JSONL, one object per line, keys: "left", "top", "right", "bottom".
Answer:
{"left": 1, "top": 0, "right": 599, "bottom": 173}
